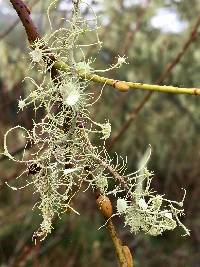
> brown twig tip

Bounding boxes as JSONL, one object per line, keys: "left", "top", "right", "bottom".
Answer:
{"left": 95, "top": 194, "right": 134, "bottom": 266}
{"left": 96, "top": 195, "right": 113, "bottom": 218}
{"left": 10, "top": 0, "right": 40, "bottom": 43}
{"left": 106, "top": 220, "right": 133, "bottom": 267}
{"left": 122, "top": 246, "right": 134, "bottom": 267}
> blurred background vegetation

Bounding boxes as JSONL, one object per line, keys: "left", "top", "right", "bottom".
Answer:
{"left": 0, "top": 0, "right": 200, "bottom": 266}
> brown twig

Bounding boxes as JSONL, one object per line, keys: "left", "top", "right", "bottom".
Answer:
{"left": 106, "top": 219, "right": 128, "bottom": 267}
{"left": 9, "top": 0, "right": 41, "bottom": 43}
{"left": 107, "top": 14, "right": 200, "bottom": 150}
{"left": 96, "top": 194, "right": 133, "bottom": 267}
{"left": 156, "top": 14, "right": 200, "bottom": 84}
{"left": 0, "top": 0, "right": 40, "bottom": 41}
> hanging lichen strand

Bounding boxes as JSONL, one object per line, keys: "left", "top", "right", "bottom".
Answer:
{"left": 4, "top": 0, "right": 189, "bottom": 240}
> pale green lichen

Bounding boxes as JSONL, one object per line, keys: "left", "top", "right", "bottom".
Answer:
{"left": 3, "top": 0, "right": 189, "bottom": 240}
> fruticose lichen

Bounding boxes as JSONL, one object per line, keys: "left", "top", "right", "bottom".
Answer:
{"left": 3, "top": 0, "right": 189, "bottom": 240}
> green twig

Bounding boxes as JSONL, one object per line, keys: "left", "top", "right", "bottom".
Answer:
{"left": 106, "top": 219, "right": 128, "bottom": 267}
{"left": 54, "top": 60, "right": 200, "bottom": 96}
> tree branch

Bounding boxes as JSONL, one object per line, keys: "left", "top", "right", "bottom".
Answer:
{"left": 10, "top": 0, "right": 200, "bottom": 96}
{"left": 96, "top": 194, "right": 133, "bottom": 267}
{"left": 54, "top": 60, "right": 200, "bottom": 96}
{"left": 0, "top": 0, "right": 40, "bottom": 40}
{"left": 10, "top": 0, "right": 40, "bottom": 43}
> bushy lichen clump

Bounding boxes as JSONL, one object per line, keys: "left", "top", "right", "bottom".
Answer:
{"left": 3, "top": 0, "right": 189, "bottom": 239}
{"left": 116, "top": 169, "right": 189, "bottom": 236}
